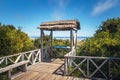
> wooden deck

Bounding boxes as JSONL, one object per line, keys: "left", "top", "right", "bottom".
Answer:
{"left": 12, "top": 58, "right": 88, "bottom": 80}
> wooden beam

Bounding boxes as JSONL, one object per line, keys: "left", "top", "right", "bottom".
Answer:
{"left": 51, "top": 30, "right": 53, "bottom": 54}
{"left": 75, "top": 30, "right": 77, "bottom": 49}
{"left": 70, "top": 30, "right": 73, "bottom": 50}
{"left": 40, "top": 30, "right": 43, "bottom": 61}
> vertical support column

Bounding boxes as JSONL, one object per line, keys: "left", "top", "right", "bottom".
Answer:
{"left": 70, "top": 30, "right": 73, "bottom": 67}
{"left": 73, "top": 30, "right": 77, "bottom": 56}
{"left": 75, "top": 30, "right": 77, "bottom": 49}
{"left": 40, "top": 29, "right": 43, "bottom": 61}
{"left": 50, "top": 30, "right": 53, "bottom": 55}
{"left": 70, "top": 30, "right": 73, "bottom": 51}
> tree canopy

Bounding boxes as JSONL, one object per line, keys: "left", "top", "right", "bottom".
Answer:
{"left": 0, "top": 24, "right": 35, "bottom": 56}
{"left": 79, "top": 18, "right": 120, "bottom": 57}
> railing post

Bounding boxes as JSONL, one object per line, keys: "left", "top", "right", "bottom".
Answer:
{"left": 64, "top": 57, "right": 68, "bottom": 76}
{"left": 39, "top": 49, "right": 41, "bottom": 62}
{"left": 21, "top": 54, "right": 24, "bottom": 61}
{"left": 5, "top": 57, "right": 8, "bottom": 65}
{"left": 87, "top": 58, "right": 90, "bottom": 78}
{"left": 7, "top": 70, "right": 11, "bottom": 80}
{"left": 32, "top": 52, "right": 34, "bottom": 64}
{"left": 107, "top": 59, "right": 110, "bottom": 79}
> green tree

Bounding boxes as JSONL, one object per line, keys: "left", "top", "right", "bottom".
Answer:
{"left": 0, "top": 24, "right": 35, "bottom": 56}
{"left": 79, "top": 18, "right": 120, "bottom": 57}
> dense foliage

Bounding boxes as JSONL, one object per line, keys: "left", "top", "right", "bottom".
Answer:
{"left": 79, "top": 18, "right": 120, "bottom": 57}
{"left": 0, "top": 24, "right": 35, "bottom": 56}
{"left": 34, "top": 36, "right": 70, "bottom": 58}
{"left": 34, "top": 36, "right": 70, "bottom": 48}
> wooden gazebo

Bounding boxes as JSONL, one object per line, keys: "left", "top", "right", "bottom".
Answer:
{"left": 37, "top": 20, "right": 80, "bottom": 61}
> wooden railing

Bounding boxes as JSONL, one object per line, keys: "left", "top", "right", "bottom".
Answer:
{"left": 0, "top": 49, "right": 41, "bottom": 68}
{"left": 64, "top": 51, "right": 120, "bottom": 79}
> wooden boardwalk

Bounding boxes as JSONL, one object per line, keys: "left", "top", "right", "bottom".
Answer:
{"left": 12, "top": 58, "right": 87, "bottom": 80}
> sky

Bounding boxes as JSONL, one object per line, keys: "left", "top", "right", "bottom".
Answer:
{"left": 0, "top": 0, "right": 120, "bottom": 37}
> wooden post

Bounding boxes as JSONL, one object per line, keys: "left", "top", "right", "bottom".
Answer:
{"left": 64, "top": 57, "right": 68, "bottom": 75}
{"left": 7, "top": 70, "right": 11, "bottom": 80}
{"left": 70, "top": 30, "right": 73, "bottom": 51}
{"left": 107, "top": 59, "right": 110, "bottom": 79}
{"left": 5, "top": 57, "right": 8, "bottom": 65}
{"left": 51, "top": 30, "right": 53, "bottom": 54}
{"left": 40, "top": 29, "right": 43, "bottom": 61}
{"left": 39, "top": 49, "right": 41, "bottom": 62}
{"left": 22, "top": 64, "right": 27, "bottom": 72}
{"left": 75, "top": 30, "right": 77, "bottom": 49}
{"left": 21, "top": 54, "right": 24, "bottom": 61}
{"left": 32, "top": 52, "right": 34, "bottom": 64}
{"left": 87, "top": 59, "right": 90, "bottom": 77}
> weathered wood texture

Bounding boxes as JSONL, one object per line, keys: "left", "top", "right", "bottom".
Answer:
{"left": 12, "top": 58, "right": 86, "bottom": 80}
{"left": 64, "top": 50, "right": 120, "bottom": 79}
{"left": 0, "top": 49, "right": 41, "bottom": 68}
{"left": 0, "top": 49, "right": 41, "bottom": 80}
{"left": 0, "top": 61, "right": 28, "bottom": 73}
{"left": 0, "top": 61, "right": 28, "bottom": 80}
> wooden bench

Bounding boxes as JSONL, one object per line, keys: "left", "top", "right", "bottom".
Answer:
{"left": 0, "top": 61, "right": 28, "bottom": 80}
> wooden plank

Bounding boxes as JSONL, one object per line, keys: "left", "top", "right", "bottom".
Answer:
{"left": 0, "top": 61, "right": 28, "bottom": 73}
{"left": 37, "top": 73, "right": 48, "bottom": 80}
{"left": 49, "top": 74, "right": 57, "bottom": 80}
{"left": 11, "top": 58, "right": 83, "bottom": 80}
{"left": 62, "top": 76, "right": 68, "bottom": 80}
{"left": 18, "top": 71, "right": 39, "bottom": 80}
{"left": 55, "top": 75, "right": 63, "bottom": 80}
{"left": 67, "top": 76, "right": 74, "bottom": 80}
{"left": 30, "top": 72, "right": 43, "bottom": 80}
{"left": 42, "top": 73, "right": 53, "bottom": 80}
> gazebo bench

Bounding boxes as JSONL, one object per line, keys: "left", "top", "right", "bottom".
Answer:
{"left": 0, "top": 61, "right": 28, "bottom": 80}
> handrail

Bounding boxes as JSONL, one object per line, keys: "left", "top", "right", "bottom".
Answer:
{"left": 64, "top": 50, "right": 120, "bottom": 79}
{"left": 65, "top": 55, "right": 120, "bottom": 60}
{"left": 0, "top": 49, "right": 41, "bottom": 68}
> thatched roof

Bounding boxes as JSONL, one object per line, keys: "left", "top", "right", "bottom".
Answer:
{"left": 38, "top": 20, "right": 80, "bottom": 30}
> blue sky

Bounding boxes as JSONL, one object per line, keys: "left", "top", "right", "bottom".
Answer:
{"left": 0, "top": 0, "right": 120, "bottom": 37}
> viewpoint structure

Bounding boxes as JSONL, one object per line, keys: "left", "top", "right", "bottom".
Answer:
{"left": 38, "top": 20, "right": 80, "bottom": 61}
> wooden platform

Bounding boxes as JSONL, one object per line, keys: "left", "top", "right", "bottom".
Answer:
{"left": 12, "top": 58, "right": 88, "bottom": 80}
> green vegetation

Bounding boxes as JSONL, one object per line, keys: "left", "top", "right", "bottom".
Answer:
{"left": 78, "top": 18, "right": 120, "bottom": 57}
{"left": 34, "top": 37, "right": 70, "bottom": 58}
{"left": 0, "top": 24, "right": 35, "bottom": 57}
{"left": 72, "top": 18, "right": 120, "bottom": 79}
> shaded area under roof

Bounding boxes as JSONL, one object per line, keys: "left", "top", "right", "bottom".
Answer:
{"left": 38, "top": 20, "right": 80, "bottom": 31}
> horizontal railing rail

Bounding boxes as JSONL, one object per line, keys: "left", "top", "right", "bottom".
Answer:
{"left": 0, "top": 49, "right": 41, "bottom": 68}
{"left": 64, "top": 50, "right": 120, "bottom": 79}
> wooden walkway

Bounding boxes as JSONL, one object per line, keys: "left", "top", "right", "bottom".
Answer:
{"left": 12, "top": 58, "right": 87, "bottom": 80}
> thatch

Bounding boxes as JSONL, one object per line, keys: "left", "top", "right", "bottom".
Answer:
{"left": 38, "top": 20, "right": 80, "bottom": 30}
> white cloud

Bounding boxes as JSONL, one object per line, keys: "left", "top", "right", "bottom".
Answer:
{"left": 92, "top": 0, "right": 118, "bottom": 16}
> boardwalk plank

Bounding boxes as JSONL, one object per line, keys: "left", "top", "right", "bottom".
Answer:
{"left": 12, "top": 58, "right": 81, "bottom": 80}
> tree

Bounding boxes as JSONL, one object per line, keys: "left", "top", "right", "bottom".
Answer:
{"left": 79, "top": 18, "right": 120, "bottom": 57}
{"left": 0, "top": 24, "right": 35, "bottom": 56}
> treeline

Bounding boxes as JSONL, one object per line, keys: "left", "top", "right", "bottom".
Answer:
{"left": 78, "top": 17, "right": 120, "bottom": 57}
{"left": 0, "top": 24, "right": 70, "bottom": 57}
{"left": 0, "top": 24, "right": 35, "bottom": 56}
